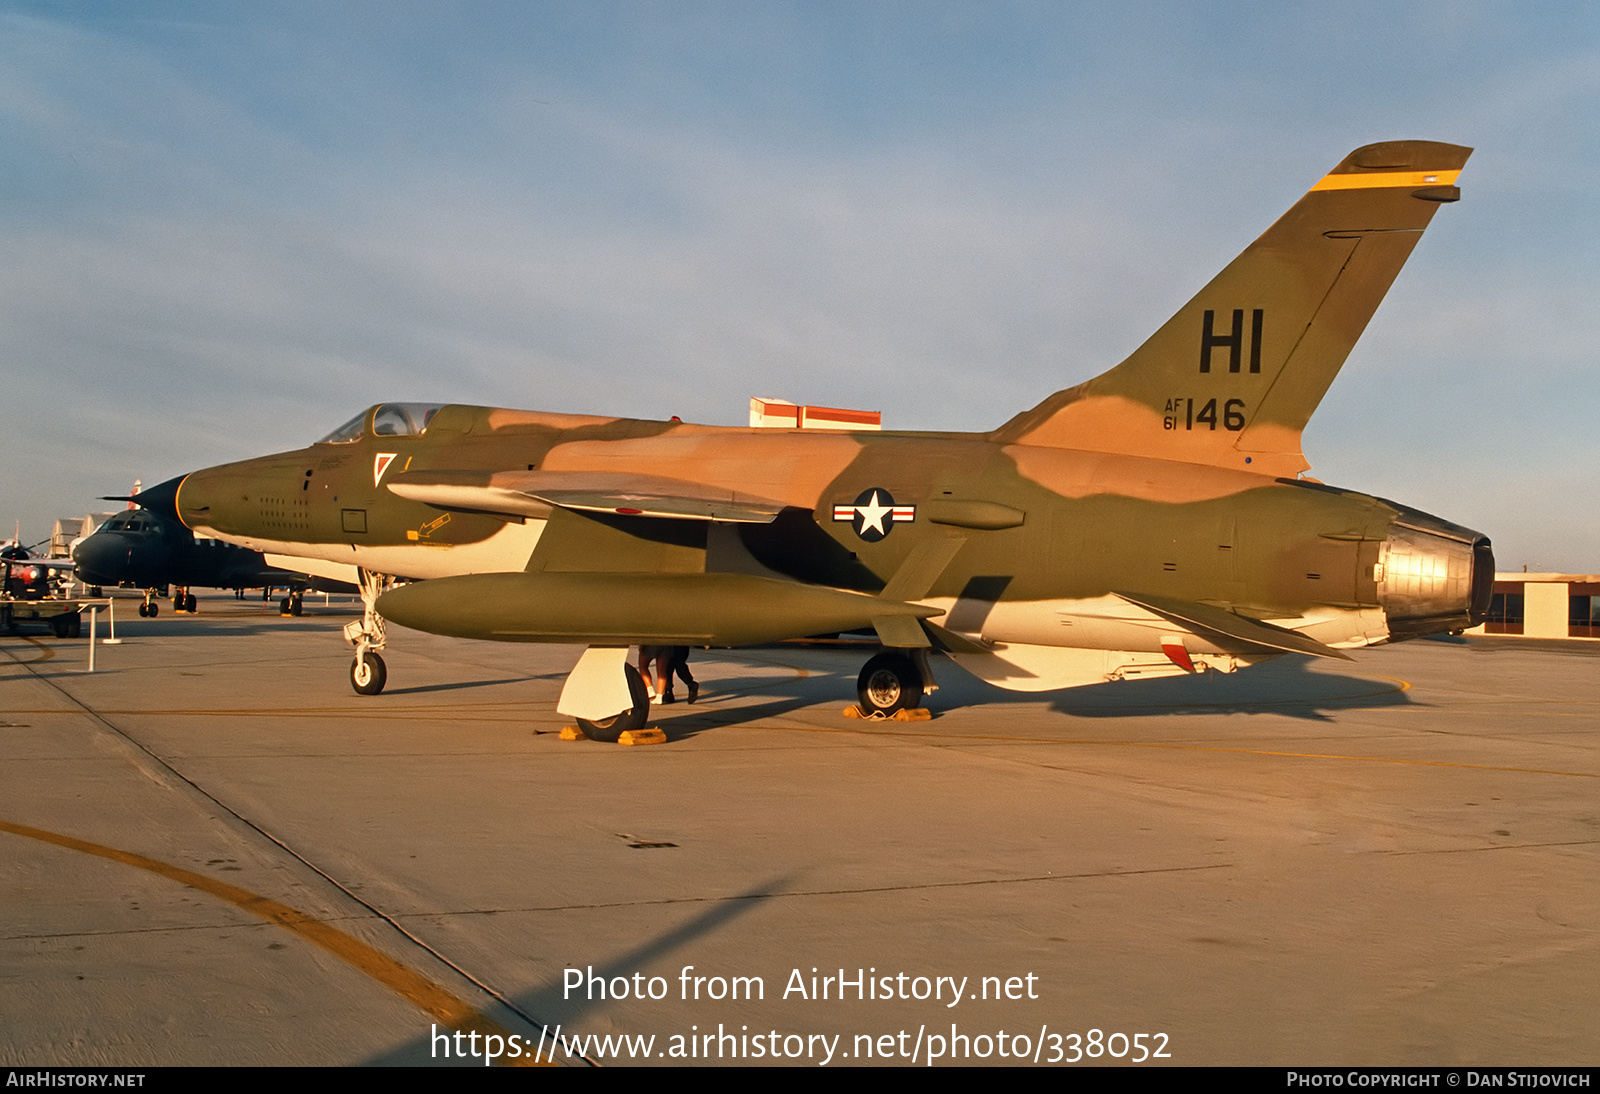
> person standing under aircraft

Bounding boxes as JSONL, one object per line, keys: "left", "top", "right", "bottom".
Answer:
{"left": 661, "top": 646, "right": 698, "bottom": 704}
{"left": 636, "top": 645, "right": 671, "bottom": 704}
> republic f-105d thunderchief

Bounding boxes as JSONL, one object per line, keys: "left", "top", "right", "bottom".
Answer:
{"left": 155, "top": 141, "right": 1491, "bottom": 738}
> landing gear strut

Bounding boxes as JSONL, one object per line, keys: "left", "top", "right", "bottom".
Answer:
{"left": 343, "top": 568, "right": 390, "bottom": 695}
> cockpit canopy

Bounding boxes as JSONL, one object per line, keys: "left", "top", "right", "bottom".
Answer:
{"left": 101, "top": 512, "right": 158, "bottom": 533}
{"left": 316, "top": 403, "right": 444, "bottom": 444}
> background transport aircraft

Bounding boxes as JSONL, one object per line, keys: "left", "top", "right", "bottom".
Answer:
{"left": 72, "top": 504, "right": 351, "bottom": 616}
{"left": 154, "top": 141, "right": 1490, "bottom": 739}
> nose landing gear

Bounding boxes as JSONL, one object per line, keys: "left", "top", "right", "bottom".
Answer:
{"left": 343, "top": 568, "right": 391, "bottom": 695}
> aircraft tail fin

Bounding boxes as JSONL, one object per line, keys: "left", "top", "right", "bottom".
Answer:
{"left": 991, "top": 141, "right": 1471, "bottom": 477}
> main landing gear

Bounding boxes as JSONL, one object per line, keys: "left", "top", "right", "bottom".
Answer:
{"left": 138, "top": 589, "right": 160, "bottom": 618}
{"left": 344, "top": 568, "right": 390, "bottom": 696}
{"left": 855, "top": 650, "right": 932, "bottom": 717}
{"left": 172, "top": 587, "right": 197, "bottom": 613}
{"left": 279, "top": 591, "right": 303, "bottom": 616}
{"left": 556, "top": 647, "right": 652, "bottom": 742}
{"left": 575, "top": 664, "right": 651, "bottom": 743}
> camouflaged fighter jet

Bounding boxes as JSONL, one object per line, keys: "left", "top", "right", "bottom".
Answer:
{"left": 156, "top": 140, "right": 1491, "bottom": 739}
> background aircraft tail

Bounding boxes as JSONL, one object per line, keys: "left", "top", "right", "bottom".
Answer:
{"left": 991, "top": 141, "right": 1472, "bottom": 477}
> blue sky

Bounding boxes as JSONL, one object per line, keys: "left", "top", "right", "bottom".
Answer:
{"left": 3, "top": 2, "right": 1597, "bottom": 569}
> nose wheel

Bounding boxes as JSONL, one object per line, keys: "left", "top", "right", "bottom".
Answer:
{"left": 350, "top": 652, "right": 387, "bottom": 695}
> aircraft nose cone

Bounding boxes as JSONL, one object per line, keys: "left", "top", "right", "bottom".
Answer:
{"left": 71, "top": 534, "right": 127, "bottom": 585}
{"left": 73, "top": 532, "right": 171, "bottom": 587}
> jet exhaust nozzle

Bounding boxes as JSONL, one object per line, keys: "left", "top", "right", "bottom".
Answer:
{"left": 1377, "top": 503, "right": 1494, "bottom": 640}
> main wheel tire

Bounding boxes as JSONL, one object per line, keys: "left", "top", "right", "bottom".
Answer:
{"left": 280, "top": 597, "right": 292, "bottom": 615}
{"left": 290, "top": 597, "right": 302, "bottom": 616}
{"left": 186, "top": 593, "right": 198, "bottom": 613}
{"left": 575, "top": 663, "right": 651, "bottom": 743}
{"left": 138, "top": 602, "right": 149, "bottom": 618}
{"left": 148, "top": 602, "right": 158, "bottom": 618}
{"left": 856, "top": 652, "right": 923, "bottom": 716}
{"left": 351, "top": 652, "right": 387, "bottom": 695}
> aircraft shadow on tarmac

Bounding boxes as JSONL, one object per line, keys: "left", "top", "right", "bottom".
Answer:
{"left": 1038, "top": 656, "right": 1415, "bottom": 722}
{"left": 646, "top": 650, "right": 1414, "bottom": 737}
{"left": 44, "top": 615, "right": 346, "bottom": 640}
{"left": 382, "top": 677, "right": 540, "bottom": 696}
{"left": 363, "top": 874, "right": 795, "bottom": 1065}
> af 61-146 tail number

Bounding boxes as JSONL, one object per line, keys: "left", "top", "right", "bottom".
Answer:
{"left": 1163, "top": 397, "right": 1246, "bottom": 431}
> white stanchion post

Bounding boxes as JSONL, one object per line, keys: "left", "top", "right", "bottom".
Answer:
{"left": 101, "top": 599, "right": 121, "bottom": 645}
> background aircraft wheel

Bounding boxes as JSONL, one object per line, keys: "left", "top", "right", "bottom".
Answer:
{"left": 280, "top": 597, "right": 292, "bottom": 615}
{"left": 148, "top": 602, "right": 159, "bottom": 618}
{"left": 856, "top": 652, "right": 923, "bottom": 716}
{"left": 350, "top": 653, "right": 387, "bottom": 695}
{"left": 290, "top": 597, "right": 302, "bottom": 616}
{"left": 576, "top": 664, "right": 651, "bottom": 743}
{"left": 186, "top": 593, "right": 198, "bottom": 613}
{"left": 138, "top": 603, "right": 149, "bottom": 618}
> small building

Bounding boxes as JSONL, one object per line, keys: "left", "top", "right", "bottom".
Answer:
{"left": 749, "top": 397, "right": 881, "bottom": 431}
{"left": 48, "top": 514, "right": 116, "bottom": 559}
{"left": 1470, "top": 573, "right": 1600, "bottom": 640}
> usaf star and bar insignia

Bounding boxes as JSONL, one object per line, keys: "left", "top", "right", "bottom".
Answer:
{"left": 832, "top": 488, "right": 915, "bottom": 542}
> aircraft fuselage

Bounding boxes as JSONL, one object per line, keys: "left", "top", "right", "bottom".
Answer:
{"left": 173, "top": 403, "right": 1491, "bottom": 665}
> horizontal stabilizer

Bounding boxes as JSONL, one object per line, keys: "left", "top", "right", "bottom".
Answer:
{"left": 387, "top": 469, "right": 785, "bottom": 524}
{"left": 1115, "top": 591, "right": 1354, "bottom": 661}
